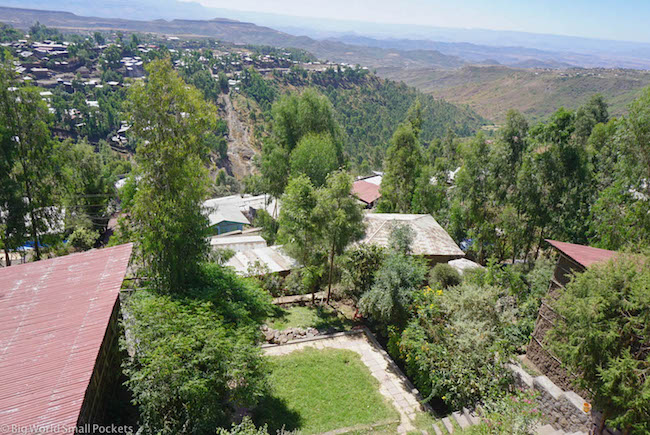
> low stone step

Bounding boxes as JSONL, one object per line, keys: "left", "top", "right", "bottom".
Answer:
{"left": 536, "top": 424, "right": 558, "bottom": 435}
{"left": 441, "top": 416, "right": 454, "bottom": 434}
{"left": 462, "top": 407, "right": 481, "bottom": 425}
{"left": 432, "top": 422, "right": 443, "bottom": 435}
{"left": 452, "top": 411, "right": 471, "bottom": 429}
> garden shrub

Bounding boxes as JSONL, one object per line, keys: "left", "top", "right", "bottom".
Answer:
{"left": 358, "top": 251, "right": 427, "bottom": 332}
{"left": 429, "top": 263, "right": 462, "bottom": 288}
{"left": 395, "top": 284, "right": 515, "bottom": 409}
{"left": 465, "top": 390, "right": 543, "bottom": 434}
{"left": 122, "top": 263, "right": 273, "bottom": 433}
{"left": 261, "top": 273, "right": 286, "bottom": 297}
{"left": 460, "top": 258, "right": 553, "bottom": 351}
{"left": 217, "top": 417, "right": 269, "bottom": 435}
{"left": 283, "top": 270, "right": 309, "bottom": 296}
{"left": 339, "top": 244, "right": 386, "bottom": 302}
{"left": 67, "top": 226, "right": 99, "bottom": 251}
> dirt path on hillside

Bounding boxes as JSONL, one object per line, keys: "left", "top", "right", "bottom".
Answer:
{"left": 219, "top": 93, "right": 258, "bottom": 179}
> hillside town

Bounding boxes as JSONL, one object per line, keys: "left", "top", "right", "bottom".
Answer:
{"left": 0, "top": 13, "right": 649, "bottom": 435}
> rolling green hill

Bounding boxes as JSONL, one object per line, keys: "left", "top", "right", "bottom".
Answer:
{"left": 379, "top": 65, "right": 650, "bottom": 123}
{"left": 226, "top": 68, "right": 485, "bottom": 173}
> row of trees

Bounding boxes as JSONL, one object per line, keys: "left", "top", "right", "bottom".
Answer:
{"left": 378, "top": 92, "right": 650, "bottom": 262}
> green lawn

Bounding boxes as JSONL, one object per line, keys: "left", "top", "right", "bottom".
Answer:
{"left": 254, "top": 348, "right": 399, "bottom": 434}
{"left": 268, "top": 305, "right": 354, "bottom": 331}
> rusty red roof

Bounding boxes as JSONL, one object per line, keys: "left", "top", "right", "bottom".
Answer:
{"left": 0, "top": 243, "right": 132, "bottom": 429}
{"left": 352, "top": 180, "right": 382, "bottom": 205}
{"left": 546, "top": 239, "right": 617, "bottom": 268}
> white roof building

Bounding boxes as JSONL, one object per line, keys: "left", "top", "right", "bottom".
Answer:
{"left": 225, "top": 246, "right": 298, "bottom": 276}
{"left": 203, "top": 194, "right": 279, "bottom": 218}
{"left": 210, "top": 234, "right": 267, "bottom": 253}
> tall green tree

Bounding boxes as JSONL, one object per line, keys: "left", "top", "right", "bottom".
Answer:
{"left": 378, "top": 122, "right": 422, "bottom": 213}
{"left": 126, "top": 58, "right": 217, "bottom": 292}
{"left": 57, "top": 139, "right": 116, "bottom": 234}
{"left": 313, "top": 171, "right": 366, "bottom": 302}
{"left": 290, "top": 133, "right": 339, "bottom": 187}
{"left": 277, "top": 175, "right": 325, "bottom": 300}
{"left": 0, "top": 59, "right": 57, "bottom": 261}
{"left": 623, "top": 87, "right": 650, "bottom": 183}
{"left": 453, "top": 133, "right": 497, "bottom": 262}
{"left": 259, "top": 141, "right": 290, "bottom": 213}
{"left": 260, "top": 89, "right": 344, "bottom": 199}
{"left": 574, "top": 94, "right": 609, "bottom": 144}
{"left": 0, "top": 121, "right": 26, "bottom": 265}
{"left": 272, "top": 88, "right": 343, "bottom": 157}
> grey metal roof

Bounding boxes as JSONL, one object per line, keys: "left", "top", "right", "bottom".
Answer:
{"left": 204, "top": 205, "right": 250, "bottom": 227}
{"left": 210, "top": 235, "right": 267, "bottom": 252}
{"left": 203, "top": 194, "right": 279, "bottom": 218}
{"left": 360, "top": 213, "right": 465, "bottom": 257}
{"left": 225, "top": 245, "right": 298, "bottom": 276}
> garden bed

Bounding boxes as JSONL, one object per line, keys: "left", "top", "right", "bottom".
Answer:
{"left": 267, "top": 304, "right": 355, "bottom": 332}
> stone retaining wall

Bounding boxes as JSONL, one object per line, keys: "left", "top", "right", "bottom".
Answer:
{"left": 508, "top": 363, "right": 591, "bottom": 433}
{"left": 261, "top": 325, "right": 321, "bottom": 344}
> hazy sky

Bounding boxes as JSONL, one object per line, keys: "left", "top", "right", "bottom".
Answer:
{"left": 190, "top": 0, "right": 650, "bottom": 43}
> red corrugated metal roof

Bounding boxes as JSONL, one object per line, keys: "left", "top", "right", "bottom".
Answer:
{"left": 0, "top": 243, "right": 132, "bottom": 429}
{"left": 352, "top": 180, "right": 381, "bottom": 205}
{"left": 546, "top": 239, "right": 617, "bottom": 268}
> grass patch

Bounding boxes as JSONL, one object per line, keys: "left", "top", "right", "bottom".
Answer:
{"left": 254, "top": 348, "right": 399, "bottom": 434}
{"left": 268, "top": 305, "right": 354, "bottom": 331}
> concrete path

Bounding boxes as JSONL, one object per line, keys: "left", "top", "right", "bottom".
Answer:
{"left": 263, "top": 328, "right": 426, "bottom": 434}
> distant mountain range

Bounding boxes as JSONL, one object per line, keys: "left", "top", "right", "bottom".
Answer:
{"left": 3, "top": 0, "right": 650, "bottom": 69}
{"left": 0, "top": 5, "right": 463, "bottom": 70}
{"left": 2, "top": 3, "right": 650, "bottom": 122}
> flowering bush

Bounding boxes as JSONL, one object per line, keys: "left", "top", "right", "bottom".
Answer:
{"left": 392, "top": 283, "right": 515, "bottom": 409}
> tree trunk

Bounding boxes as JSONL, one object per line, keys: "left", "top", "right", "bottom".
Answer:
{"left": 534, "top": 228, "right": 545, "bottom": 261}
{"left": 24, "top": 175, "right": 40, "bottom": 261}
{"left": 326, "top": 243, "right": 335, "bottom": 304}
{"left": 28, "top": 207, "right": 40, "bottom": 260}
{"left": 4, "top": 248, "right": 11, "bottom": 267}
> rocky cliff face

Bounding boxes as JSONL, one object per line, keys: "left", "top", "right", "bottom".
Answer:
{"left": 219, "top": 93, "right": 260, "bottom": 179}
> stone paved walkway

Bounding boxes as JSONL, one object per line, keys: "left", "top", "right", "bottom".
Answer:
{"left": 263, "top": 328, "right": 427, "bottom": 434}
